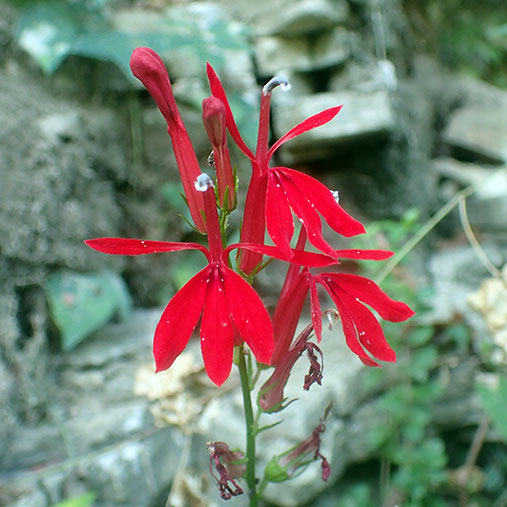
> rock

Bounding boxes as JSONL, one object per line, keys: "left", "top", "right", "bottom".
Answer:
{"left": 433, "top": 158, "right": 507, "bottom": 231}
{"left": 255, "top": 36, "right": 313, "bottom": 77}
{"left": 1, "top": 309, "right": 184, "bottom": 507}
{"left": 256, "top": 28, "right": 352, "bottom": 78}
{"left": 443, "top": 78, "right": 507, "bottom": 164}
{"left": 214, "top": 0, "right": 349, "bottom": 37}
{"left": 273, "top": 90, "right": 394, "bottom": 163}
{"left": 312, "top": 27, "right": 352, "bottom": 70}
{"left": 427, "top": 244, "right": 507, "bottom": 361}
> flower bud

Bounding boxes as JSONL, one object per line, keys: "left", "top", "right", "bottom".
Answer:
{"left": 202, "top": 96, "right": 237, "bottom": 211}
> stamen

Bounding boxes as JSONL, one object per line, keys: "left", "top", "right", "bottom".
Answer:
{"left": 194, "top": 173, "right": 214, "bottom": 192}
{"left": 262, "top": 75, "right": 291, "bottom": 95}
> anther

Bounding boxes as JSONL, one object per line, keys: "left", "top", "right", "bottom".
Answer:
{"left": 262, "top": 75, "right": 291, "bottom": 95}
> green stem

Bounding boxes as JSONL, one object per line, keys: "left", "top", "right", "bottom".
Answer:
{"left": 237, "top": 348, "right": 258, "bottom": 506}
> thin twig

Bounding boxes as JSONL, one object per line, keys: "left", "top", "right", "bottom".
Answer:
{"left": 375, "top": 167, "right": 507, "bottom": 285}
{"left": 458, "top": 198, "right": 507, "bottom": 289}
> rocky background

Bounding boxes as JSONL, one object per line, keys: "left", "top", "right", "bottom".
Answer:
{"left": 1, "top": 0, "right": 506, "bottom": 506}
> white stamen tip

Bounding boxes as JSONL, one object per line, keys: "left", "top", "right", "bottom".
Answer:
{"left": 194, "top": 173, "right": 214, "bottom": 192}
{"left": 263, "top": 75, "right": 291, "bottom": 95}
{"left": 331, "top": 190, "right": 340, "bottom": 204}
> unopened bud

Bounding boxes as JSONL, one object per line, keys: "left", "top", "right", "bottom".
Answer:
{"left": 202, "top": 96, "right": 227, "bottom": 147}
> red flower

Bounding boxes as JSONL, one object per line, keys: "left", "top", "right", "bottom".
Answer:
{"left": 308, "top": 270, "right": 415, "bottom": 366}
{"left": 270, "top": 235, "right": 399, "bottom": 366}
{"left": 85, "top": 175, "right": 274, "bottom": 386}
{"left": 130, "top": 48, "right": 206, "bottom": 233}
{"left": 206, "top": 65, "right": 365, "bottom": 272}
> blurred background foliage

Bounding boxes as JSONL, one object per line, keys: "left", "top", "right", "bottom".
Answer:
{"left": 405, "top": 0, "right": 507, "bottom": 87}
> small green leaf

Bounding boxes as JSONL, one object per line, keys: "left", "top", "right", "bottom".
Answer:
{"left": 44, "top": 270, "right": 132, "bottom": 350}
{"left": 477, "top": 376, "right": 507, "bottom": 440}
{"left": 52, "top": 492, "right": 96, "bottom": 507}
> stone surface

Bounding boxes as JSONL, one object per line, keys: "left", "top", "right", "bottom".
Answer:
{"left": 433, "top": 158, "right": 507, "bottom": 231}
{"left": 0, "top": 309, "right": 185, "bottom": 507}
{"left": 214, "top": 0, "right": 350, "bottom": 37}
{"left": 443, "top": 78, "right": 507, "bottom": 164}
{"left": 256, "top": 28, "right": 351, "bottom": 78}
{"left": 273, "top": 90, "right": 394, "bottom": 163}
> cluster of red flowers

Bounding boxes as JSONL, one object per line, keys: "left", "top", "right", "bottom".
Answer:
{"left": 86, "top": 47, "right": 414, "bottom": 389}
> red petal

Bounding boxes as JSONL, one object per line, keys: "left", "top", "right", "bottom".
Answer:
{"left": 319, "top": 277, "right": 380, "bottom": 366}
{"left": 326, "top": 273, "right": 415, "bottom": 322}
{"left": 223, "top": 267, "right": 274, "bottom": 365}
{"left": 85, "top": 238, "right": 210, "bottom": 258}
{"left": 236, "top": 172, "right": 268, "bottom": 275}
{"left": 333, "top": 286, "right": 396, "bottom": 362}
{"left": 280, "top": 167, "right": 365, "bottom": 237}
{"left": 308, "top": 274, "right": 322, "bottom": 342}
{"left": 153, "top": 267, "right": 208, "bottom": 372}
{"left": 277, "top": 169, "right": 337, "bottom": 258}
{"left": 200, "top": 265, "right": 234, "bottom": 386}
{"left": 266, "top": 171, "right": 294, "bottom": 259}
{"left": 335, "top": 249, "right": 393, "bottom": 260}
{"left": 267, "top": 106, "right": 342, "bottom": 162}
{"left": 225, "top": 243, "right": 338, "bottom": 267}
{"left": 206, "top": 63, "right": 255, "bottom": 160}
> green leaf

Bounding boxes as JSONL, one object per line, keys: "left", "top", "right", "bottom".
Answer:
{"left": 52, "top": 492, "right": 96, "bottom": 507}
{"left": 477, "top": 376, "right": 507, "bottom": 440}
{"left": 409, "top": 325, "right": 434, "bottom": 347}
{"left": 16, "top": 1, "right": 83, "bottom": 73}
{"left": 44, "top": 270, "right": 132, "bottom": 350}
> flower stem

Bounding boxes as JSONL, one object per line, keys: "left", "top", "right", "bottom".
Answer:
{"left": 237, "top": 348, "right": 258, "bottom": 506}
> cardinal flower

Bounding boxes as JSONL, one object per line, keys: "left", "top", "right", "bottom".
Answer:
{"left": 206, "top": 65, "right": 365, "bottom": 272}
{"left": 308, "top": 270, "right": 415, "bottom": 366}
{"left": 85, "top": 174, "right": 274, "bottom": 386}
{"left": 270, "top": 230, "right": 403, "bottom": 366}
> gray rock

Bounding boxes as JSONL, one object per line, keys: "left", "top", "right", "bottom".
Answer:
{"left": 214, "top": 0, "right": 349, "bottom": 37}
{"left": 312, "top": 27, "right": 352, "bottom": 70}
{"left": 1, "top": 309, "right": 184, "bottom": 507}
{"left": 443, "top": 78, "right": 507, "bottom": 163}
{"left": 256, "top": 28, "right": 352, "bottom": 78}
{"left": 433, "top": 158, "right": 507, "bottom": 231}
{"left": 255, "top": 36, "right": 313, "bottom": 77}
{"left": 427, "top": 244, "right": 507, "bottom": 360}
{"left": 273, "top": 90, "right": 394, "bottom": 163}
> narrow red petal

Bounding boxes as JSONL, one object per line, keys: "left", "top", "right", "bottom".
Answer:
{"left": 237, "top": 172, "right": 268, "bottom": 275}
{"left": 271, "top": 274, "right": 309, "bottom": 366}
{"left": 334, "top": 249, "right": 394, "bottom": 260}
{"left": 85, "top": 238, "right": 210, "bottom": 258}
{"left": 225, "top": 243, "right": 337, "bottom": 267}
{"left": 266, "top": 171, "right": 294, "bottom": 260}
{"left": 223, "top": 267, "right": 274, "bottom": 365}
{"left": 206, "top": 63, "right": 255, "bottom": 160}
{"left": 326, "top": 273, "right": 415, "bottom": 322}
{"left": 277, "top": 169, "right": 337, "bottom": 258}
{"left": 318, "top": 276, "right": 380, "bottom": 366}
{"left": 308, "top": 274, "right": 322, "bottom": 342}
{"left": 267, "top": 106, "right": 342, "bottom": 162}
{"left": 280, "top": 167, "right": 365, "bottom": 237}
{"left": 334, "top": 286, "right": 396, "bottom": 362}
{"left": 200, "top": 265, "right": 234, "bottom": 386}
{"left": 153, "top": 267, "right": 208, "bottom": 372}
